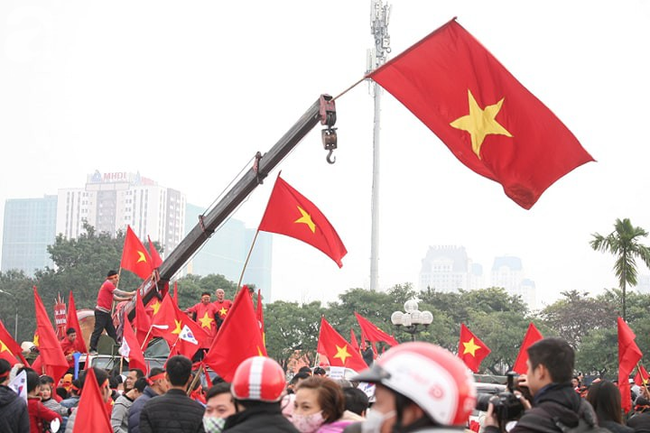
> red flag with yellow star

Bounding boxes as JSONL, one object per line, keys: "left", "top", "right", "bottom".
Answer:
{"left": 0, "top": 319, "right": 28, "bottom": 366}
{"left": 458, "top": 323, "right": 491, "bottom": 373}
{"left": 367, "top": 19, "right": 593, "bottom": 210}
{"left": 121, "top": 226, "right": 154, "bottom": 279}
{"left": 33, "top": 286, "right": 69, "bottom": 384}
{"left": 203, "top": 287, "right": 267, "bottom": 382}
{"left": 318, "top": 317, "right": 367, "bottom": 373}
{"left": 258, "top": 175, "right": 347, "bottom": 267}
{"left": 67, "top": 291, "right": 87, "bottom": 353}
{"left": 149, "top": 294, "right": 178, "bottom": 345}
{"left": 119, "top": 318, "right": 147, "bottom": 373}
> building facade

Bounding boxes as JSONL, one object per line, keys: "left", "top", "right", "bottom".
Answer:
{"left": 1, "top": 196, "right": 57, "bottom": 275}
{"left": 418, "top": 245, "right": 483, "bottom": 292}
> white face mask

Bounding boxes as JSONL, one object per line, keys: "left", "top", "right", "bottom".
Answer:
{"left": 292, "top": 411, "right": 325, "bottom": 433}
{"left": 361, "top": 410, "right": 396, "bottom": 433}
{"left": 202, "top": 416, "right": 226, "bottom": 433}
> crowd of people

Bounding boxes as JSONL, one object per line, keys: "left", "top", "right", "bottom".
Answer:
{"left": 2, "top": 336, "right": 650, "bottom": 433}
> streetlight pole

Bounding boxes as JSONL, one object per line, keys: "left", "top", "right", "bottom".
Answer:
{"left": 0, "top": 289, "right": 18, "bottom": 338}
{"left": 391, "top": 300, "right": 433, "bottom": 342}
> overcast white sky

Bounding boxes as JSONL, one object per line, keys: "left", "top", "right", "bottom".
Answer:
{"left": 2, "top": 1, "right": 650, "bottom": 309}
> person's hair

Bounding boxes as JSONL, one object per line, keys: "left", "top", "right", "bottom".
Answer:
{"left": 78, "top": 367, "right": 109, "bottom": 390}
{"left": 107, "top": 270, "right": 118, "bottom": 278}
{"left": 133, "top": 377, "right": 148, "bottom": 393}
{"left": 26, "top": 369, "right": 40, "bottom": 393}
{"left": 66, "top": 327, "right": 76, "bottom": 335}
{"left": 56, "top": 387, "right": 68, "bottom": 400}
{"left": 587, "top": 380, "right": 624, "bottom": 424}
{"left": 298, "top": 366, "right": 312, "bottom": 375}
{"left": 527, "top": 337, "right": 574, "bottom": 383}
{"left": 0, "top": 359, "right": 10, "bottom": 381}
{"left": 201, "top": 292, "right": 211, "bottom": 297}
{"left": 39, "top": 375, "right": 55, "bottom": 386}
{"left": 166, "top": 355, "right": 192, "bottom": 386}
{"left": 109, "top": 376, "right": 119, "bottom": 389}
{"left": 297, "top": 376, "right": 345, "bottom": 423}
{"left": 148, "top": 367, "right": 165, "bottom": 379}
{"left": 343, "top": 387, "right": 369, "bottom": 416}
{"left": 130, "top": 368, "right": 145, "bottom": 379}
{"left": 206, "top": 382, "right": 232, "bottom": 400}
{"left": 313, "top": 367, "right": 326, "bottom": 376}
{"left": 290, "top": 371, "right": 311, "bottom": 385}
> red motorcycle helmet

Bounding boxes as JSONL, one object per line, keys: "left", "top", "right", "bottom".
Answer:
{"left": 354, "top": 342, "right": 477, "bottom": 426}
{"left": 231, "top": 356, "right": 286, "bottom": 403}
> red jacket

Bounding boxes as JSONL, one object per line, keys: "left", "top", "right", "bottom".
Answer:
{"left": 28, "top": 397, "right": 61, "bottom": 433}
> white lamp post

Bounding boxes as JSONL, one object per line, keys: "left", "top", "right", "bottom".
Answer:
{"left": 390, "top": 300, "right": 433, "bottom": 341}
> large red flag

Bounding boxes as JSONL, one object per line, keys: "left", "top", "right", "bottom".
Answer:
{"left": 169, "top": 295, "right": 210, "bottom": 358}
{"left": 619, "top": 317, "right": 643, "bottom": 413}
{"left": 367, "top": 19, "right": 593, "bottom": 210}
{"left": 203, "top": 287, "right": 267, "bottom": 382}
{"left": 119, "top": 318, "right": 147, "bottom": 373}
{"left": 350, "top": 329, "right": 360, "bottom": 353}
{"left": 458, "top": 323, "right": 491, "bottom": 373}
{"left": 318, "top": 317, "right": 367, "bottom": 373}
{"left": 512, "top": 323, "right": 543, "bottom": 374}
{"left": 148, "top": 235, "right": 163, "bottom": 268}
{"left": 354, "top": 312, "right": 399, "bottom": 346}
{"left": 149, "top": 294, "right": 180, "bottom": 345}
{"left": 0, "top": 320, "right": 28, "bottom": 366}
{"left": 67, "top": 291, "right": 87, "bottom": 353}
{"left": 634, "top": 364, "right": 649, "bottom": 386}
{"left": 72, "top": 367, "right": 112, "bottom": 433}
{"left": 121, "top": 226, "right": 154, "bottom": 279}
{"left": 33, "top": 287, "right": 69, "bottom": 384}
{"left": 258, "top": 175, "right": 347, "bottom": 268}
{"left": 134, "top": 290, "right": 152, "bottom": 348}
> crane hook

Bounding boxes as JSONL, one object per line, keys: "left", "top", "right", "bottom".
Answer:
{"left": 326, "top": 149, "right": 336, "bottom": 164}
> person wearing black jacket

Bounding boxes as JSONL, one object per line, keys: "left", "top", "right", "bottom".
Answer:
{"left": 484, "top": 338, "right": 601, "bottom": 433}
{"left": 0, "top": 359, "right": 29, "bottom": 433}
{"left": 223, "top": 356, "right": 298, "bottom": 433}
{"left": 139, "top": 356, "right": 205, "bottom": 433}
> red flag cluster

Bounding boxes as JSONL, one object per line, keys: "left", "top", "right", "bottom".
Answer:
{"left": 317, "top": 317, "right": 367, "bottom": 373}
{"left": 618, "top": 317, "right": 643, "bottom": 413}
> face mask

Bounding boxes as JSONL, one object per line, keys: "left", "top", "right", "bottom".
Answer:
{"left": 202, "top": 416, "right": 226, "bottom": 433}
{"left": 292, "top": 411, "right": 325, "bottom": 433}
{"left": 361, "top": 410, "right": 396, "bottom": 433}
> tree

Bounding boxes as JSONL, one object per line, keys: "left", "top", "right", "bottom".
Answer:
{"left": 591, "top": 218, "right": 650, "bottom": 320}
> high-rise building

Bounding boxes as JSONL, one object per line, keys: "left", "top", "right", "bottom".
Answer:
{"left": 490, "top": 256, "right": 536, "bottom": 308}
{"left": 1, "top": 196, "right": 57, "bottom": 275}
{"left": 55, "top": 171, "right": 185, "bottom": 253}
{"left": 183, "top": 204, "right": 273, "bottom": 300}
{"left": 418, "top": 245, "right": 483, "bottom": 292}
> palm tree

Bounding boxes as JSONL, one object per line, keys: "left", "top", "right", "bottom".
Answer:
{"left": 590, "top": 218, "right": 650, "bottom": 320}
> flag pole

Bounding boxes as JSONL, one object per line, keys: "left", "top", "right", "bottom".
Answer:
{"left": 140, "top": 324, "right": 154, "bottom": 352}
{"left": 187, "top": 361, "right": 204, "bottom": 396}
{"left": 235, "top": 229, "right": 261, "bottom": 296}
{"left": 637, "top": 362, "right": 650, "bottom": 397}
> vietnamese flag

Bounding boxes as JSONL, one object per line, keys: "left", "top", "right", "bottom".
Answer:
{"left": 203, "top": 287, "right": 267, "bottom": 382}
{"left": 33, "top": 286, "right": 69, "bottom": 384}
{"left": 121, "top": 226, "right": 154, "bottom": 280}
{"left": 258, "top": 175, "right": 347, "bottom": 267}
{"left": 354, "top": 312, "right": 399, "bottom": 346}
{"left": 149, "top": 294, "right": 179, "bottom": 346}
{"left": 169, "top": 295, "right": 210, "bottom": 357}
{"left": 72, "top": 367, "right": 112, "bottom": 433}
{"left": 619, "top": 317, "right": 643, "bottom": 413}
{"left": 458, "top": 323, "right": 491, "bottom": 373}
{"left": 0, "top": 320, "right": 28, "bottom": 366}
{"left": 134, "top": 290, "right": 152, "bottom": 348}
{"left": 67, "top": 291, "right": 87, "bottom": 353}
{"left": 634, "top": 364, "right": 649, "bottom": 386}
{"left": 119, "top": 318, "right": 147, "bottom": 373}
{"left": 367, "top": 19, "right": 593, "bottom": 210}
{"left": 512, "top": 323, "right": 543, "bottom": 375}
{"left": 318, "top": 317, "right": 367, "bottom": 373}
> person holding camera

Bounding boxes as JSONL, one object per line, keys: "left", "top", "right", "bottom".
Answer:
{"left": 484, "top": 337, "right": 601, "bottom": 433}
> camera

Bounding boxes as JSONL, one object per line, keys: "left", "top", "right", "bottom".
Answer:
{"left": 475, "top": 372, "right": 525, "bottom": 422}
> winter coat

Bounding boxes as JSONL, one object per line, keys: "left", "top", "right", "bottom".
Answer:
{"left": 28, "top": 397, "right": 61, "bottom": 433}
{"left": 0, "top": 385, "right": 29, "bottom": 433}
{"left": 223, "top": 403, "right": 299, "bottom": 433}
{"left": 129, "top": 386, "right": 159, "bottom": 433}
{"left": 111, "top": 394, "right": 135, "bottom": 433}
{"left": 139, "top": 389, "right": 205, "bottom": 433}
{"left": 628, "top": 412, "right": 650, "bottom": 433}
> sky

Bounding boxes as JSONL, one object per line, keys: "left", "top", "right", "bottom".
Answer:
{"left": 2, "top": 1, "right": 650, "bottom": 310}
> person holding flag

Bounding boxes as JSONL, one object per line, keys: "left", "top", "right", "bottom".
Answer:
{"left": 60, "top": 328, "right": 79, "bottom": 369}
{"left": 89, "top": 270, "right": 136, "bottom": 355}
{"left": 0, "top": 359, "right": 29, "bottom": 433}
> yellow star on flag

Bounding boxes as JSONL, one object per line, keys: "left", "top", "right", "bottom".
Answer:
{"left": 333, "top": 344, "right": 352, "bottom": 364}
{"left": 150, "top": 300, "right": 161, "bottom": 315}
{"left": 462, "top": 337, "right": 482, "bottom": 357}
{"left": 450, "top": 89, "right": 512, "bottom": 159}
{"left": 199, "top": 312, "right": 215, "bottom": 329}
{"left": 172, "top": 319, "right": 182, "bottom": 335}
{"left": 257, "top": 346, "right": 265, "bottom": 356}
{"left": 137, "top": 251, "right": 148, "bottom": 263}
{"left": 0, "top": 340, "right": 11, "bottom": 354}
{"left": 33, "top": 334, "right": 39, "bottom": 347}
{"left": 294, "top": 206, "right": 316, "bottom": 233}
{"left": 219, "top": 307, "right": 228, "bottom": 316}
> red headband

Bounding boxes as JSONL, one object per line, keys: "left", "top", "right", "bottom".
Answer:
{"left": 0, "top": 371, "right": 9, "bottom": 380}
{"left": 148, "top": 373, "right": 166, "bottom": 385}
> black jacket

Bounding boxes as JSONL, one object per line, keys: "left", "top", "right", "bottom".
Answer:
{"left": 628, "top": 412, "right": 650, "bottom": 433}
{"left": 139, "top": 389, "right": 205, "bottom": 433}
{"left": 485, "top": 383, "right": 600, "bottom": 433}
{"left": 223, "top": 403, "right": 299, "bottom": 433}
{"left": 0, "top": 385, "right": 30, "bottom": 433}
{"left": 129, "top": 386, "right": 159, "bottom": 433}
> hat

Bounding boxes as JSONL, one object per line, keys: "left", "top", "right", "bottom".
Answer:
{"left": 107, "top": 270, "right": 118, "bottom": 278}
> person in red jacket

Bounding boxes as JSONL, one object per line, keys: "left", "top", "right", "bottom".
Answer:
{"left": 186, "top": 292, "right": 218, "bottom": 335}
{"left": 211, "top": 288, "right": 233, "bottom": 330}
{"left": 59, "top": 328, "right": 78, "bottom": 368}
{"left": 25, "top": 368, "right": 62, "bottom": 433}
